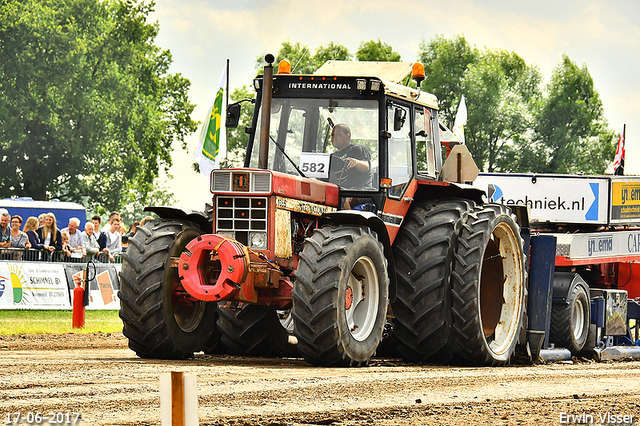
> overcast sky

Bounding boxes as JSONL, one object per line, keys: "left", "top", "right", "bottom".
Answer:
{"left": 150, "top": 0, "right": 640, "bottom": 210}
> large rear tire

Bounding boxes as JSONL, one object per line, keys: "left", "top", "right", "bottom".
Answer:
{"left": 450, "top": 204, "right": 526, "bottom": 365}
{"left": 391, "top": 199, "right": 474, "bottom": 363}
{"left": 550, "top": 280, "right": 590, "bottom": 355}
{"left": 119, "top": 219, "right": 220, "bottom": 359}
{"left": 216, "top": 304, "right": 298, "bottom": 357}
{"left": 292, "top": 225, "right": 389, "bottom": 366}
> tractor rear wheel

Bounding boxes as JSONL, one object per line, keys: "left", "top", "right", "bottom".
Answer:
{"left": 216, "top": 304, "right": 298, "bottom": 357}
{"left": 119, "top": 219, "right": 220, "bottom": 359}
{"left": 292, "top": 225, "right": 389, "bottom": 366}
{"left": 450, "top": 204, "right": 526, "bottom": 365}
{"left": 391, "top": 199, "right": 474, "bottom": 363}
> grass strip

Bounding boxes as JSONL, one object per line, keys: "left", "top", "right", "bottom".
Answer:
{"left": 0, "top": 310, "right": 123, "bottom": 335}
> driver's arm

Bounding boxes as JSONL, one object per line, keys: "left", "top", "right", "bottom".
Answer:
{"left": 345, "top": 157, "right": 369, "bottom": 172}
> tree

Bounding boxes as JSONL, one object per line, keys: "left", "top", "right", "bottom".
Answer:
{"left": 0, "top": 0, "right": 197, "bottom": 213}
{"left": 530, "top": 55, "right": 615, "bottom": 174}
{"left": 463, "top": 50, "right": 542, "bottom": 172}
{"left": 224, "top": 85, "right": 255, "bottom": 168}
{"left": 418, "top": 35, "right": 479, "bottom": 124}
{"left": 356, "top": 39, "right": 401, "bottom": 62}
{"left": 313, "top": 42, "right": 352, "bottom": 68}
{"left": 256, "top": 40, "right": 352, "bottom": 74}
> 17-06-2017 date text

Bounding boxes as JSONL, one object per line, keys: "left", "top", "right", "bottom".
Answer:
{"left": 5, "top": 412, "right": 81, "bottom": 425}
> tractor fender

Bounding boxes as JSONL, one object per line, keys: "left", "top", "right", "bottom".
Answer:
{"left": 322, "top": 210, "right": 397, "bottom": 303}
{"left": 144, "top": 206, "right": 213, "bottom": 233}
{"left": 552, "top": 272, "right": 589, "bottom": 304}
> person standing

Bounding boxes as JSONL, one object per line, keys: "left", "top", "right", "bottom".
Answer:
{"left": 9, "top": 215, "right": 29, "bottom": 249}
{"left": 36, "top": 212, "right": 63, "bottom": 256}
{"left": 82, "top": 222, "right": 100, "bottom": 261}
{"left": 0, "top": 210, "right": 10, "bottom": 249}
{"left": 104, "top": 213, "right": 123, "bottom": 262}
{"left": 60, "top": 217, "right": 85, "bottom": 259}
{"left": 23, "top": 216, "right": 44, "bottom": 260}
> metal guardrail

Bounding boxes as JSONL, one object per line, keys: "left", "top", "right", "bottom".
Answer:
{"left": 0, "top": 247, "right": 123, "bottom": 264}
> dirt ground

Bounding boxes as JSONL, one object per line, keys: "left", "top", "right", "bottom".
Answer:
{"left": 2, "top": 333, "right": 640, "bottom": 426}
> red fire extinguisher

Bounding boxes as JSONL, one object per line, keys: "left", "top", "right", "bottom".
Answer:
{"left": 72, "top": 261, "right": 96, "bottom": 329}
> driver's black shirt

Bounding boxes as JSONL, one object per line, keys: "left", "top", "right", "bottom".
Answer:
{"left": 330, "top": 144, "right": 371, "bottom": 189}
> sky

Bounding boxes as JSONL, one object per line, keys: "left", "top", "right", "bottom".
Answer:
{"left": 149, "top": 0, "right": 640, "bottom": 210}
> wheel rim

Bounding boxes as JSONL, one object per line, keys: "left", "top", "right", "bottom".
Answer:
{"left": 573, "top": 295, "right": 586, "bottom": 340}
{"left": 479, "top": 221, "right": 524, "bottom": 356}
{"left": 345, "top": 256, "right": 379, "bottom": 342}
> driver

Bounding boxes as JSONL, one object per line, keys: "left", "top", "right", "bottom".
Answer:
{"left": 330, "top": 123, "right": 371, "bottom": 189}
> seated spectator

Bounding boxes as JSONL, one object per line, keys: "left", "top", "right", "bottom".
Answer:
{"left": 36, "top": 212, "right": 63, "bottom": 258}
{"left": 82, "top": 222, "right": 100, "bottom": 261}
{"left": 60, "top": 217, "right": 85, "bottom": 258}
{"left": 0, "top": 210, "right": 10, "bottom": 249}
{"left": 104, "top": 213, "right": 123, "bottom": 262}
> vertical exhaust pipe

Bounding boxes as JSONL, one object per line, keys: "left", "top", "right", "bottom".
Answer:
{"left": 258, "top": 54, "right": 275, "bottom": 169}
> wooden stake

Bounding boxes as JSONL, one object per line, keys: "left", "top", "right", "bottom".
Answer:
{"left": 171, "top": 371, "right": 185, "bottom": 426}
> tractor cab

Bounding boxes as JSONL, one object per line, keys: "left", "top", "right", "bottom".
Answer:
{"left": 242, "top": 59, "right": 443, "bottom": 214}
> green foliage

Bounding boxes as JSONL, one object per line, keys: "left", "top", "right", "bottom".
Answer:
{"left": 256, "top": 40, "right": 352, "bottom": 74}
{"left": 0, "top": 0, "right": 197, "bottom": 212}
{"left": 419, "top": 35, "right": 614, "bottom": 174}
{"left": 530, "top": 55, "right": 615, "bottom": 174}
{"left": 419, "top": 35, "right": 479, "bottom": 124}
{"left": 356, "top": 39, "right": 401, "bottom": 62}
{"left": 224, "top": 85, "right": 256, "bottom": 168}
{"left": 464, "top": 50, "right": 542, "bottom": 172}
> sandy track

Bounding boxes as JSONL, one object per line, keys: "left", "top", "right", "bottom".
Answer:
{"left": 1, "top": 333, "right": 640, "bottom": 425}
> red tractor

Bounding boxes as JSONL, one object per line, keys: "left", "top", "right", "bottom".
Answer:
{"left": 119, "top": 56, "right": 527, "bottom": 366}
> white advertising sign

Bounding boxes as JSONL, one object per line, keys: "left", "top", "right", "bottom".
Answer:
{"left": 0, "top": 262, "right": 70, "bottom": 309}
{"left": 474, "top": 174, "right": 609, "bottom": 225}
{"left": 299, "top": 152, "right": 331, "bottom": 179}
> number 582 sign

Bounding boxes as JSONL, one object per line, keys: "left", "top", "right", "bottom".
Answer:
{"left": 299, "top": 153, "right": 330, "bottom": 179}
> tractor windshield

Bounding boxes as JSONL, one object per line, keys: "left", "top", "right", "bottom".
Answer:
{"left": 249, "top": 98, "right": 379, "bottom": 191}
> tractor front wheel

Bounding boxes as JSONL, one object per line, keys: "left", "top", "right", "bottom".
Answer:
{"left": 292, "top": 225, "right": 389, "bottom": 366}
{"left": 119, "top": 219, "right": 220, "bottom": 359}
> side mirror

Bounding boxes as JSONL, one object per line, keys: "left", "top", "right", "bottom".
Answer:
{"left": 393, "top": 107, "right": 406, "bottom": 131}
{"left": 226, "top": 103, "right": 241, "bottom": 128}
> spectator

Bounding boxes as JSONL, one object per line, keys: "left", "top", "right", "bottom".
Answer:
{"left": 38, "top": 213, "right": 46, "bottom": 227}
{"left": 92, "top": 215, "right": 108, "bottom": 257}
{"left": 82, "top": 222, "right": 100, "bottom": 261}
{"left": 23, "top": 217, "right": 44, "bottom": 261}
{"left": 10, "top": 215, "right": 30, "bottom": 249}
{"left": 104, "top": 213, "right": 123, "bottom": 261}
{"left": 24, "top": 216, "right": 45, "bottom": 249}
{"left": 60, "top": 217, "right": 85, "bottom": 258}
{"left": 36, "top": 212, "right": 62, "bottom": 254}
{"left": 0, "top": 209, "right": 9, "bottom": 249}
{"left": 61, "top": 231, "right": 73, "bottom": 259}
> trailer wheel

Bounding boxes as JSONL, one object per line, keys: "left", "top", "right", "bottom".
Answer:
{"left": 450, "top": 204, "right": 526, "bottom": 365}
{"left": 550, "top": 283, "right": 590, "bottom": 355}
{"left": 119, "top": 219, "right": 220, "bottom": 359}
{"left": 391, "top": 199, "right": 474, "bottom": 363}
{"left": 216, "top": 304, "right": 298, "bottom": 357}
{"left": 292, "top": 225, "right": 389, "bottom": 366}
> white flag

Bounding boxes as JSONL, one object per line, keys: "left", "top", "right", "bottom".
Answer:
{"left": 194, "top": 67, "right": 227, "bottom": 178}
{"left": 453, "top": 95, "right": 467, "bottom": 144}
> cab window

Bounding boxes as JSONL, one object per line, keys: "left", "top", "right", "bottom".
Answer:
{"left": 387, "top": 104, "right": 413, "bottom": 198}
